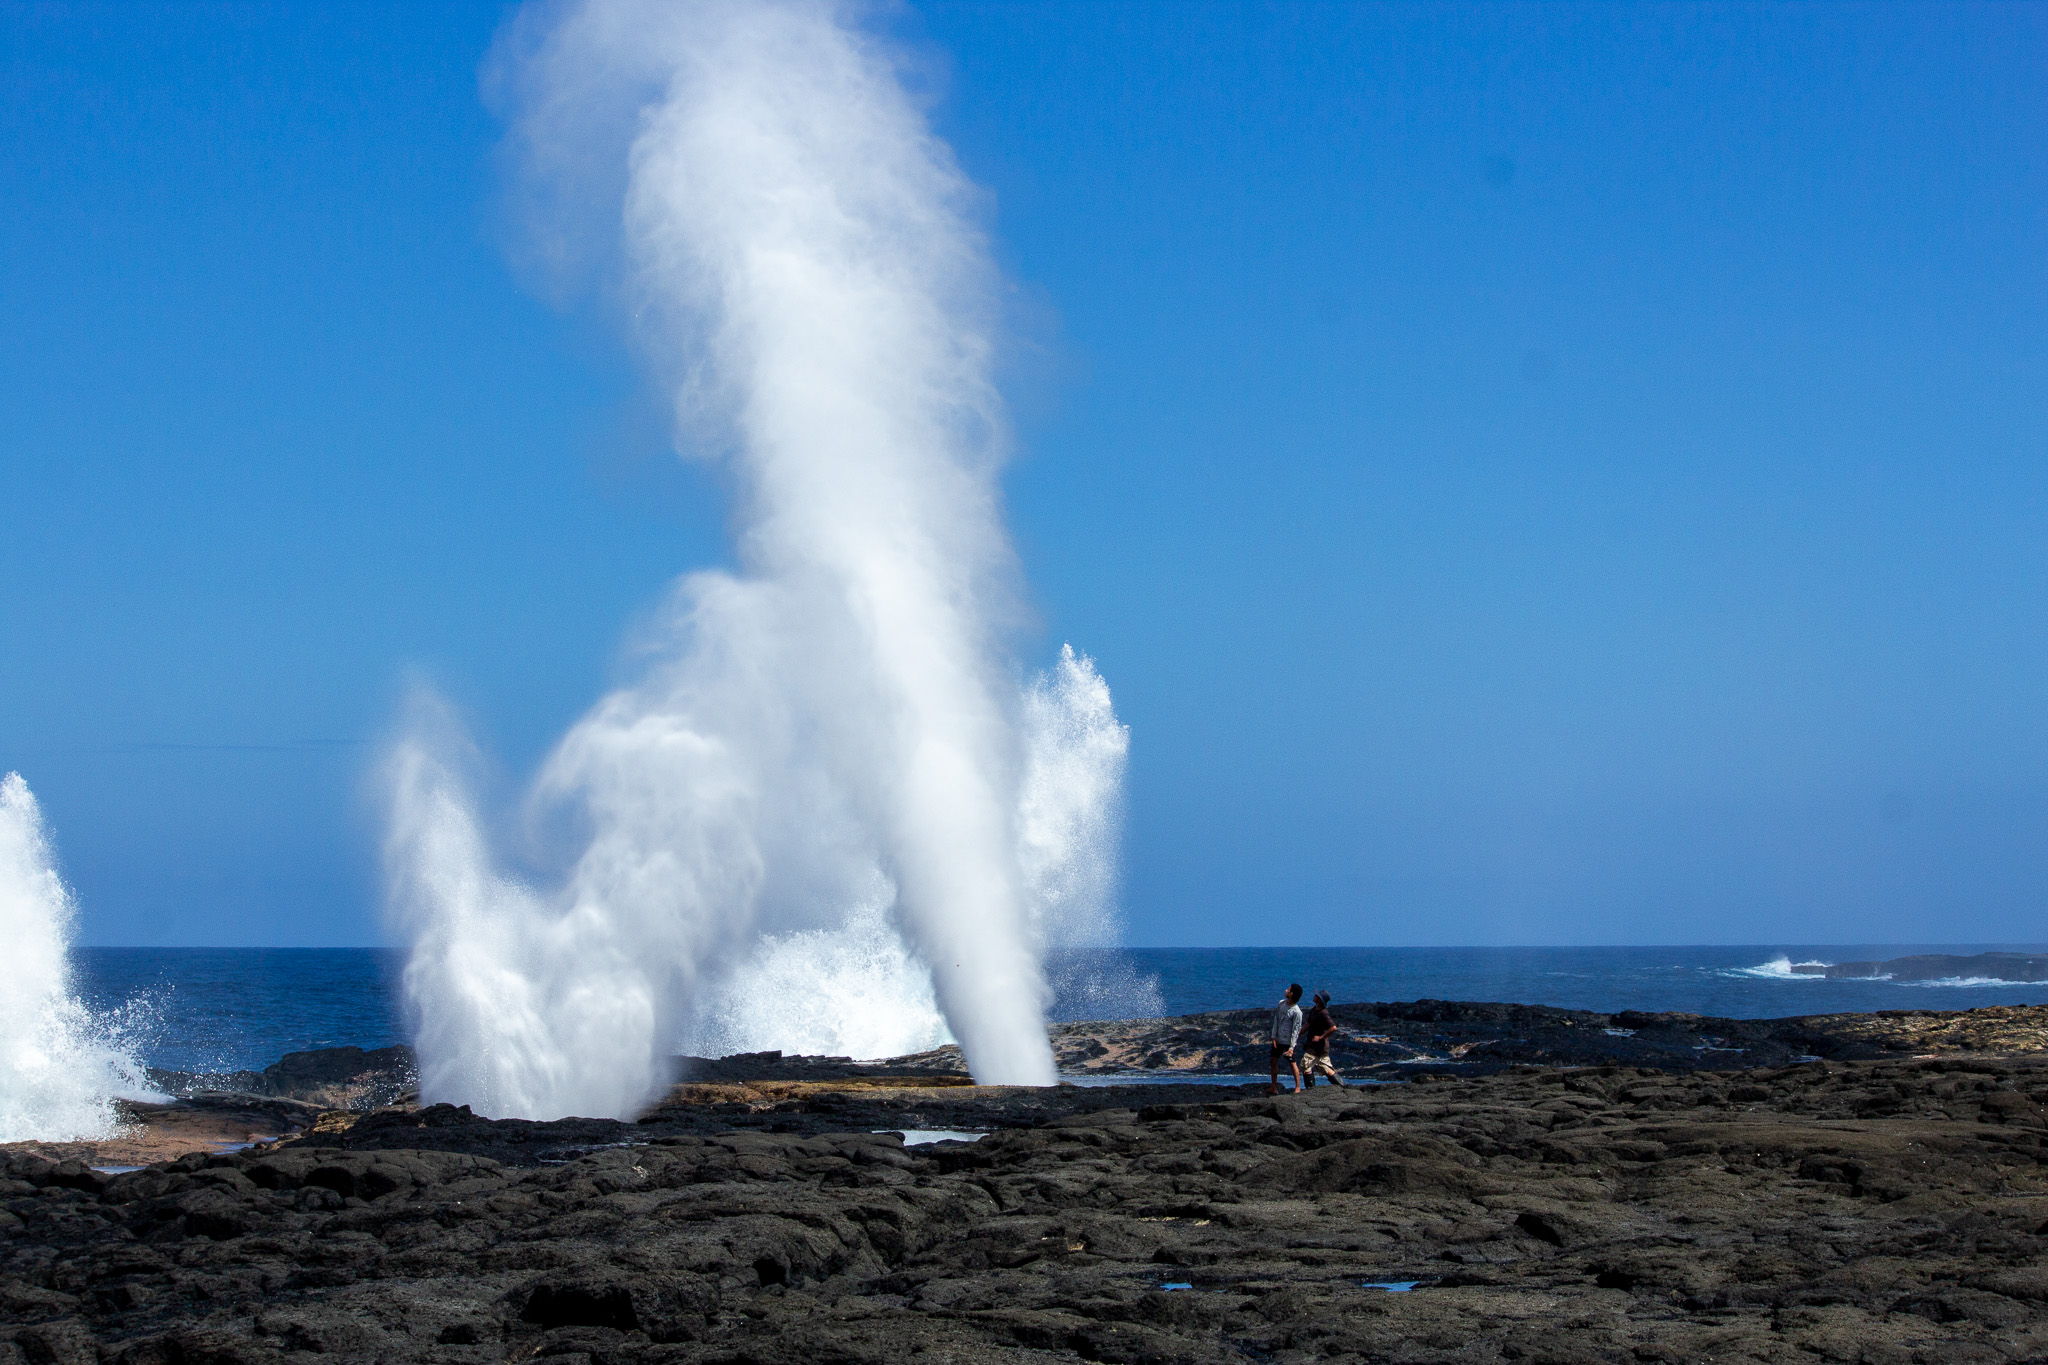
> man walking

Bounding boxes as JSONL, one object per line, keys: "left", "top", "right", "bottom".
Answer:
{"left": 1299, "top": 990, "right": 1344, "bottom": 1087}
{"left": 1269, "top": 983, "right": 1304, "bottom": 1095}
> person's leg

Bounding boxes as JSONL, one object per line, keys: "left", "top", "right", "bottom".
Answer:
{"left": 1268, "top": 1044, "right": 1281, "bottom": 1096}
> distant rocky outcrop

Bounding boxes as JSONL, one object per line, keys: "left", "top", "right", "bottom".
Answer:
{"left": 1790, "top": 951, "right": 2048, "bottom": 982}
{"left": 149, "top": 1044, "right": 417, "bottom": 1110}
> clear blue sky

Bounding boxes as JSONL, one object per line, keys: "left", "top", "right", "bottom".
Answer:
{"left": 3, "top": 2, "right": 2043, "bottom": 948}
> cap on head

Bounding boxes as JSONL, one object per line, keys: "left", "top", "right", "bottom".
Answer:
{"left": 1314, "top": 990, "right": 1330, "bottom": 1007}
{"left": 1287, "top": 983, "right": 1303, "bottom": 1001}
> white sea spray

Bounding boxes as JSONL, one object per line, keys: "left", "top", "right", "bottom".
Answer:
{"left": 0, "top": 772, "right": 157, "bottom": 1142}
{"left": 382, "top": 0, "right": 1133, "bottom": 1119}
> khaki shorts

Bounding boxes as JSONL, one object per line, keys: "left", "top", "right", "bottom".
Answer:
{"left": 1302, "top": 1051, "right": 1339, "bottom": 1078}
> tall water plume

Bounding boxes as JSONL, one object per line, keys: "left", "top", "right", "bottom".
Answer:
{"left": 0, "top": 773, "right": 155, "bottom": 1142}
{"left": 384, "top": 0, "right": 1135, "bottom": 1120}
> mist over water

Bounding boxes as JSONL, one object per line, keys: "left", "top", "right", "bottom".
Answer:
{"left": 0, "top": 773, "right": 156, "bottom": 1142}
{"left": 384, "top": 0, "right": 1140, "bottom": 1120}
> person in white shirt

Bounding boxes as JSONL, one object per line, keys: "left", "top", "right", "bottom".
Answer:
{"left": 1269, "top": 983, "right": 1304, "bottom": 1095}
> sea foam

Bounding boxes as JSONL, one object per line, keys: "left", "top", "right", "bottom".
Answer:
{"left": 1725, "top": 956, "right": 1836, "bottom": 981}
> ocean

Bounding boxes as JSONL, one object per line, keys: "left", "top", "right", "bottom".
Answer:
{"left": 73, "top": 943, "right": 2048, "bottom": 1077}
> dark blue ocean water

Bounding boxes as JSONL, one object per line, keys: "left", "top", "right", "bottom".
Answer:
{"left": 73, "top": 944, "right": 2048, "bottom": 1075}
{"left": 76, "top": 948, "right": 408, "bottom": 1076}
{"left": 1119, "top": 945, "right": 2048, "bottom": 1020}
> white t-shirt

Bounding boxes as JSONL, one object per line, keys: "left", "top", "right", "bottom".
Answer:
{"left": 1272, "top": 999, "right": 1302, "bottom": 1048}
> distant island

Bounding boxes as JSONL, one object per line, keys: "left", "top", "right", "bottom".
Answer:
{"left": 1790, "top": 951, "right": 2048, "bottom": 983}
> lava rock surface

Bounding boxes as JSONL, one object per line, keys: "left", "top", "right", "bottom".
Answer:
{"left": 10, "top": 1056, "right": 2048, "bottom": 1362}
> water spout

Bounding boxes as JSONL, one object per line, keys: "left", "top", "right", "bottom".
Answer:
{"left": 383, "top": 0, "right": 1133, "bottom": 1119}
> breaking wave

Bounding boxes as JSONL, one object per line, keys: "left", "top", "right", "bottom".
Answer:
{"left": 1723, "top": 956, "right": 1836, "bottom": 981}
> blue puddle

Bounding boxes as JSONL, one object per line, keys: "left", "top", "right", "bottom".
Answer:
{"left": 1159, "top": 1282, "right": 1194, "bottom": 1291}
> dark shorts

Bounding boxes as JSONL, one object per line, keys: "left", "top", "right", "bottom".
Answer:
{"left": 1270, "top": 1041, "right": 1294, "bottom": 1058}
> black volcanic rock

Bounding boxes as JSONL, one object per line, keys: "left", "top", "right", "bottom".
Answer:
{"left": 147, "top": 1044, "right": 418, "bottom": 1109}
{"left": 257, "top": 1045, "right": 417, "bottom": 1107}
{"left": 12, "top": 1054, "right": 2048, "bottom": 1361}
{"left": 1048, "top": 998, "right": 2048, "bottom": 1078}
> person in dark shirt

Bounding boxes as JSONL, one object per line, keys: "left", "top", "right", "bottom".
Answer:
{"left": 1298, "top": 990, "right": 1344, "bottom": 1087}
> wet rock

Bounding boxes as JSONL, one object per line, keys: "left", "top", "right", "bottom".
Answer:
{"left": 254, "top": 1045, "right": 417, "bottom": 1108}
{"left": 144, "top": 1044, "right": 416, "bottom": 1111}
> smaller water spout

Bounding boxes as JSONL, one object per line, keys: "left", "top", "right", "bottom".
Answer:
{"left": 0, "top": 772, "right": 157, "bottom": 1143}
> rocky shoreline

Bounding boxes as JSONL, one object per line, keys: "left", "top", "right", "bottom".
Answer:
{"left": 9, "top": 1000, "right": 2048, "bottom": 1362}
{"left": 1049, "top": 999, "right": 2048, "bottom": 1077}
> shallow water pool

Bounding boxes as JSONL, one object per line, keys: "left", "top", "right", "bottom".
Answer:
{"left": 876, "top": 1129, "right": 986, "bottom": 1145}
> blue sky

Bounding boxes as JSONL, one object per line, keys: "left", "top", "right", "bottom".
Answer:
{"left": 2, "top": 2, "right": 2043, "bottom": 947}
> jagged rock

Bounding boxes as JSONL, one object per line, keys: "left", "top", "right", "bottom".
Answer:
{"left": 12, "top": 1004, "right": 2048, "bottom": 1360}
{"left": 254, "top": 1045, "right": 417, "bottom": 1108}
{"left": 9, "top": 1050, "right": 2048, "bottom": 1360}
